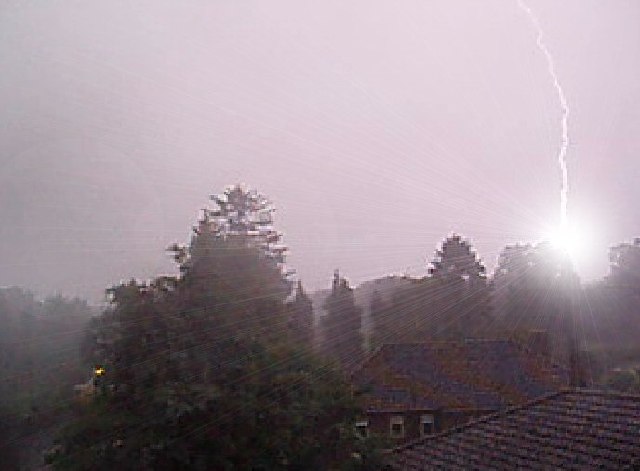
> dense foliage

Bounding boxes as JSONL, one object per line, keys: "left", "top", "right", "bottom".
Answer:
{"left": 0, "top": 289, "right": 92, "bottom": 412}
{"left": 0, "top": 288, "right": 93, "bottom": 468}
{"left": 50, "top": 186, "right": 380, "bottom": 470}
{"left": 3, "top": 185, "right": 640, "bottom": 468}
{"left": 365, "top": 235, "right": 492, "bottom": 346}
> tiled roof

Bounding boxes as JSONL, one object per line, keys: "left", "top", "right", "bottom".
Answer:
{"left": 352, "top": 340, "right": 568, "bottom": 411}
{"left": 387, "top": 389, "right": 640, "bottom": 470}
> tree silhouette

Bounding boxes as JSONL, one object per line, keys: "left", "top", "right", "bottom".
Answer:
{"left": 321, "top": 271, "right": 364, "bottom": 369}
{"left": 369, "top": 289, "right": 392, "bottom": 351}
{"left": 607, "top": 238, "right": 640, "bottom": 291}
{"left": 429, "top": 234, "right": 486, "bottom": 283}
{"left": 54, "top": 185, "right": 375, "bottom": 470}
{"left": 288, "top": 280, "right": 314, "bottom": 349}
{"left": 427, "top": 234, "right": 491, "bottom": 338}
{"left": 492, "top": 241, "right": 581, "bottom": 372}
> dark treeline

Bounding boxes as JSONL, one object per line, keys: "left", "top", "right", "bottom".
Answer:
{"left": 0, "top": 289, "right": 94, "bottom": 468}
{"left": 43, "top": 185, "right": 384, "bottom": 470}
{"left": 354, "top": 236, "right": 640, "bottom": 392}
{"left": 1, "top": 184, "right": 639, "bottom": 469}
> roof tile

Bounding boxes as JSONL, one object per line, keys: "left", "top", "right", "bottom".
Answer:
{"left": 353, "top": 340, "right": 568, "bottom": 411}
{"left": 388, "top": 389, "right": 640, "bottom": 470}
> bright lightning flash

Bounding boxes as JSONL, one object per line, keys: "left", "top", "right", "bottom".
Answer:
{"left": 518, "top": 1, "right": 589, "bottom": 271}
{"left": 517, "top": 0, "right": 570, "bottom": 228}
{"left": 542, "top": 219, "right": 596, "bottom": 273}
{"left": 547, "top": 225, "right": 581, "bottom": 259}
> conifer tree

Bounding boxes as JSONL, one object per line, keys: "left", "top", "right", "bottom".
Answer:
{"left": 288, "top": 280, "right": 314, "bottom": 348}
{"left": 321, "top": 271, "right": 364, "bottom": 369}
{"left": 429, "top": 234, "right": 486, "bottom": 283}
{"left": 168, "top": 184, "right": 293, "bottom": 344}
{"left": 369, "top": 289, "right": 393, "bottom": 351}
{"left": 427, "top": 234, "right": 491, "bottom": 338}
{"left": 54, "top": 185, "right": 378, "bottom": 470}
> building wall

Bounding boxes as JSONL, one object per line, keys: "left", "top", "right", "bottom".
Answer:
{"left": 365, "top": 408, "right": 493, "bottom": 443}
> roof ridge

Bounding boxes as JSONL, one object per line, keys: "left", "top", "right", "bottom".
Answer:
{"left": 354, "top": 339, "right": 566, "bottom": 411}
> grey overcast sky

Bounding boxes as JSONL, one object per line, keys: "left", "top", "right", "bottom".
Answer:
{"left": 1, "top": 0, "right": 639, "bottom": 302}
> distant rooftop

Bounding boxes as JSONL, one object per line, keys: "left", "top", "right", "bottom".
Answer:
{"left": 387, "top": 389, "right": 640, "bottom": 470}
{"left": 352, "top": 339, "right": 568, "bottom": 411}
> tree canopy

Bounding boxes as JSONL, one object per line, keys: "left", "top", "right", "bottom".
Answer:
{"left": 427, "top": 234, "right": 491, "bottom": 338}
{"left": 320, "top": 271, "right": 364, "bottom": 371}
{"left": 50, "top": 185, "right": 379, "bottom": 470}
{"left": 429, "top": 234, "right": 486, "bottom": 284}
{"left": 607, "top": 238, "right": 640, "bottom": 291}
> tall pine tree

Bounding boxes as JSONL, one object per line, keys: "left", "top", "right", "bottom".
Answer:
{"left": 54, "top": 185, "right": 377, "bottom": 470}
{"left": 321, "top": 271, "right": 364, "bottom": 370}
{"left": 287, "top": 280, "right": 314, "bottom": 349}
{"left": 427, "top": 234, "right": 491, "bottom": 338}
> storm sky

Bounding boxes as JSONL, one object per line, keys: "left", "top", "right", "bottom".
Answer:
{"left": 1, "top": 0, "right": 639, "bottom": 302}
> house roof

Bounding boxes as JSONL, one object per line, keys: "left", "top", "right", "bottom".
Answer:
{"left": 352, "top": 340, "right": 568, "bottom": 411}
{"left": 387, "top": 389, "right": 640, "bottom": 470}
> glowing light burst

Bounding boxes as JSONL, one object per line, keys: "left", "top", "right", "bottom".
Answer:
{"left": 542, "top": 219, "right": 595, "bottom": 272}
{"left": 518, "top": 0, "right": 570, "bottom": 229}
{"left": 547, "top": 224, "right": 581, "bottom": 258}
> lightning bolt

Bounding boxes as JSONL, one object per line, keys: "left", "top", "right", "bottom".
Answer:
{"left": 518, "top": 0, "right": 569, "bottom": 230}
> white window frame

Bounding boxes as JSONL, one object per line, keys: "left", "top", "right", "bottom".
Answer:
{"left": 390, "top": 415, "right": 405, "bottom": 438}
{"left": 355, "top": 419, "right": 369, "bottom": 439}
{"left": 420, "top": 414, "right": 435, "bottom": 437}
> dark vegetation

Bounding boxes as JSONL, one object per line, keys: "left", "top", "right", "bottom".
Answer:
{"left": 0, "top": 289, "right": 93, "bottom": 468}
{"left": 1, "top": 185, "right": 639, "bottom": 469}
{"left": 44, "top": 185, "right": 383, "bottom": 470}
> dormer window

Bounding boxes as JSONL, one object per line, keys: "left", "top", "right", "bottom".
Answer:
{"left": 355, "top": 420, "right": 369, "bottom": 439}
{"left": 420, "top": 414, "right": 435, "bottom": 436}
{"left": 390, "top": 415, "right": 404, "bottom": 438}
